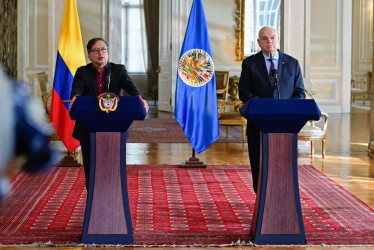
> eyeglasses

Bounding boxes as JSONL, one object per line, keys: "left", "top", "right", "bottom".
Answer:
{"left": 89, "top": 47, "right": 109, "bottom": 53}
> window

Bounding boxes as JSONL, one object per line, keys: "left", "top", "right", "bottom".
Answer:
{"left": 122, "top": 0, "right": 148, "bottom": 73}
{"left": 244, "top": 0, "right": 281, "bottom": 56}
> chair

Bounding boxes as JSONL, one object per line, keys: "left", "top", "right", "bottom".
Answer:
{"left": 34, "top": 72, "right": 60, "bottom": 141}
{"left": 34, "top": 73, "right": 82, "bottom": 165}
{"left": 298, "top": 90, "right": 329, "bottom": 158}
{"left": 351, "top": 79, "right": 368, "bottom": 104}
{"left": 215, "top": 71, "right": 230, "bottom": 102}
{"left": 298, "top": 112, "right": 328, "bottom": 158}
{"left": 35, "top": 72, "right": 50, "bottom": 111}
{"left": 218, "top": 101, "right": 246, "bottom": 141}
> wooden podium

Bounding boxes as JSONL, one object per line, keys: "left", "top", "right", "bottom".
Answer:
{"left": 245, "top": 99, "right": 321, "bottom": 244}
{"left": 70, "top": 96, "right": 146, "bottom": 244}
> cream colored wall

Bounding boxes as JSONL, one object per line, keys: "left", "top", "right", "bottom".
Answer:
{"left": 17, "top": 0, "right": 365, "bottom": 113}
{"left": 309, "top": 0, "right": 351, "bottom": 113}
{"left": 204, "top": 0, "right": 241, "bottom": 74}
{"left": 206, "top": 0, "right": 354, "bottom": 113}
{"left": 77, "top": 0, "right": 104, "bottom": 46}
{"left": 17, "top": 0, "right": 104, "bottom": 93}
{"left": 310, "top": 0, "right": 341, "bottom": 104}
{"left": 17, "top": 0, "right": 49, "bottom": 95}
{"left": 282, "top": 0, "right": 308, "bottom": 86}
{"left": 351, "top": 0, "right": 373, "bottom": 84}
{"left": 49, "top": 0, "right": 104, "bottom": 89}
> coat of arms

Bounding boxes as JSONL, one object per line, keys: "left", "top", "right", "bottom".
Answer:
{"left": 98, "top": 93, "right": 119, "bottom": 113}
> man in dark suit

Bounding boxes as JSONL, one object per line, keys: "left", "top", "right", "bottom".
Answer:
{"left": 70, "top": 37, "right": 149, "bottom": 190}
{"left": 238, "top": 26, "right": 305, "bottom": 194}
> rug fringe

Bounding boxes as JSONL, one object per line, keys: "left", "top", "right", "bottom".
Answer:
{"left": 1, "top": 241, "right": 374, "bottom": 248}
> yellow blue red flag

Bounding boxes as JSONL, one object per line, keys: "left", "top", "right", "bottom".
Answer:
{"left": 50, "top": 0, "right": 85, "bottom": 152}
{"left": 174, "top": 0, "right": 219, "bottom": 154}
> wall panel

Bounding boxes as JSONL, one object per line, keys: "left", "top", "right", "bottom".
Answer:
{"left": 309, "top": 0, "right": 351, "bottom": 113}
{"left": 351, "top": 0, "right": 373, "bottom": 85}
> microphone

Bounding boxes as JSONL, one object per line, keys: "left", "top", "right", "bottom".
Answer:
{"left": 106, "top": 64, "right": 112, "bottom": 96}
{"left": 271, "top": 68, "right": 280, "bottom": 99}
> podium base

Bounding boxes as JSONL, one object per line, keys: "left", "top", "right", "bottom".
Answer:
{"left": 181, "top": 157, "right": 207, "bottom": 168}
{"left": 250, "top": 133, "right": 306, "bottom": 244}
{"left": 82, "top": 132, "right": 134, "bottom": 244}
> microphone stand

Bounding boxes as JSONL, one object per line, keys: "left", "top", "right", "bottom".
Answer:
{"left": 274, "top": 77, "right": 280, "bottom": 99}
{"left": 271, "top": 69, "right": 280, "bottom": 99}
{"left": 106, "top": 65, "right": 111, "bottom": 98}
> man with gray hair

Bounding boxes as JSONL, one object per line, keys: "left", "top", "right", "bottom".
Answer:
{"left": 238, "top": 26, "right": 306, "bottom": 194}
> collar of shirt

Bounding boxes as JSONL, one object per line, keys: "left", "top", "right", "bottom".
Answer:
{"left": 263, "top": 51, "right": 279, "bottom": 72}
{"left": 94, "top": 65, "right": 107, "bottom": 94}
{"left": 93, "top": 64, "right": 107, "bottom": 74}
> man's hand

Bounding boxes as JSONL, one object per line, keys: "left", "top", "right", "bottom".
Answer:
{"left": 70, "top": 95, "right": 78, "bottom": 108}
{"left": 141, "top": 98, "right": 149, "bottom": 112}
{"left": 138, "top": 95, "right": 149, "bottom": 112}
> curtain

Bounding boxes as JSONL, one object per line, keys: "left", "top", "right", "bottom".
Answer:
{"left": 144, "top": 0, "right": 159, "bottom": 101}
{"left": 0, "top": 0, "right": 17, "bottom": 78}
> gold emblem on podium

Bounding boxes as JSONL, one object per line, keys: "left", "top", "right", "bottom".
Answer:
{"left": 98, "top": 93, "right": 119, "bottom": 113}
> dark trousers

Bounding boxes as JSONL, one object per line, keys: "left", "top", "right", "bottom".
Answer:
{"left": 247, "top": 129, "right": 260, "bottom": 194}
{"left": 80, "top": 138, "right": 91, "bottom": 191}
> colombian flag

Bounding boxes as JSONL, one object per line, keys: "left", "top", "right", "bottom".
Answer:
{"left": 50, "top": 0, "right": 85, "bottom": 152}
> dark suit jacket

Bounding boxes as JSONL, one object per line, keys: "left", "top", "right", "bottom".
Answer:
{"left": 238, "top": 51, "right": 306, "bottom": 135}
{"left": 70, "top": 62, "right": 142, "bottom": 142}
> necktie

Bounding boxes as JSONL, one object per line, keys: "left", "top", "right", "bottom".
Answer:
{"left": 268, "top": 58, "right": 275, "bottom": 84}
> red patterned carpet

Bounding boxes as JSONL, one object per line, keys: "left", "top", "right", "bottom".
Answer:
{"left": 127, "top": 118, "right": 246, "bottom": 143}
{"left": 0, "top": 165, "right": 374, "bottom": 246}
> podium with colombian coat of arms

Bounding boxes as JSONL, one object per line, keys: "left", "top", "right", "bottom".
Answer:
{"left": 70, "top": 95, "right": 146, "bottom": 244}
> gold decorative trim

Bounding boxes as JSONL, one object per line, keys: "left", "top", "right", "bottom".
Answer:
{"left": 98, "top": 93, "right": 120, "bottom": 114}
{"left": 235, "top": 0, "right": 245, "bottom": 61}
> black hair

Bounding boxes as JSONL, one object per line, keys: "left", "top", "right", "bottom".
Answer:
{"left": 86, "top": 38, "right": 108, "bottom": 52}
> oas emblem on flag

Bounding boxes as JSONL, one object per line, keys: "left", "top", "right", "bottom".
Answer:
{"left": 178, "top": 48, "right": 214, "bottom": 87}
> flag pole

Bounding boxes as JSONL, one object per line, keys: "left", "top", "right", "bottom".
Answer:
{"left": 181, "top": 147, "right": 207, "bottom": 168}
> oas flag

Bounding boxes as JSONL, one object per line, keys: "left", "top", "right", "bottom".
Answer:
{"left": 174, "top": 0, "right": 219, "bottom": 154}
{"left": 50, "top": 0, "right": 85, "bottom": 153}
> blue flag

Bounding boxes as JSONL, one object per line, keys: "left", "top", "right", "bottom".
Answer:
{"left": 174, "top": 0, "right": 219, "bottom": 154}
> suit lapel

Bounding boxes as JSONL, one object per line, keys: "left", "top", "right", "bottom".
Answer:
{"left": 277, "top": 52, "right": 285, "bottom": 85}
{"left": 255, "top": 52, "right": 273, "bottom": 89}
{"left": 87, "top": 65, "right": 99, "bottom": 95}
